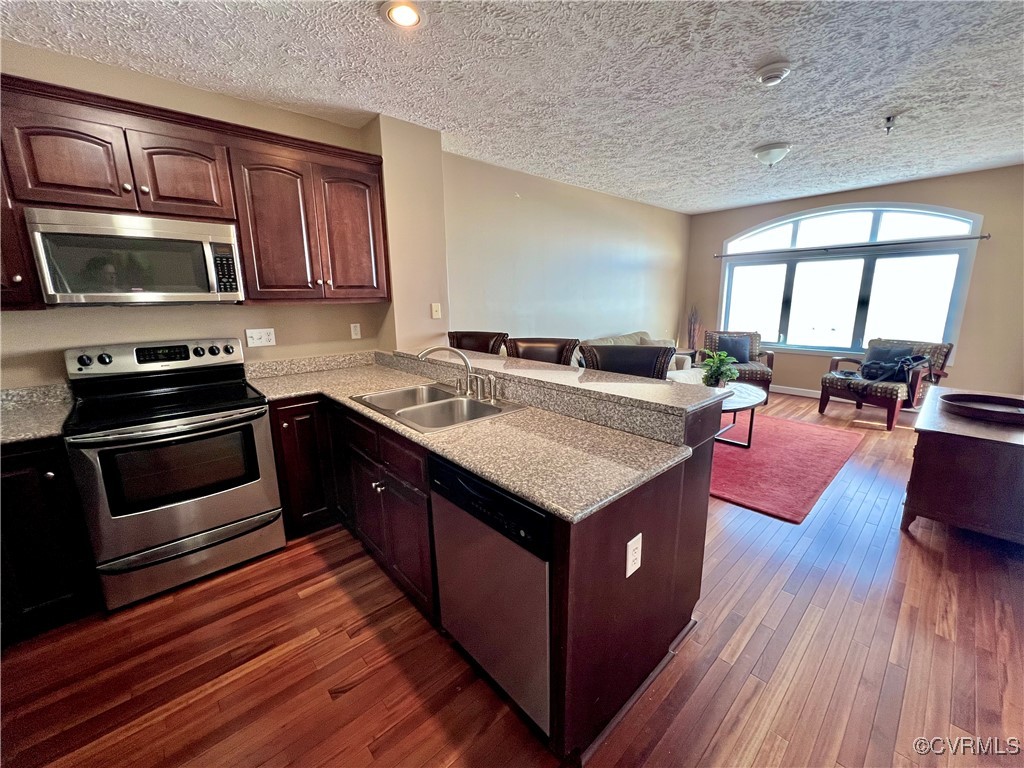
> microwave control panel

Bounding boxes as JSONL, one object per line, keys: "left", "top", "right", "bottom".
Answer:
{"left": 212, "top": 244, "right": 239, "bottom": 294}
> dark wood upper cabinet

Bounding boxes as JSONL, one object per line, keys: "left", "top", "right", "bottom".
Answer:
{"left": 314, "top": 164, "right": 389, "bottom": 301}
{"left": 1, "top": 170, "right": 43, "bottom": 309}
{"left": 126, "top": 130, "right": 235, "bottom": 219}
{"left": 232, "top": 148, "right": 325, "bottom": 301}
{"left": 1, "top": 106, "right": 138, "bottom": 210}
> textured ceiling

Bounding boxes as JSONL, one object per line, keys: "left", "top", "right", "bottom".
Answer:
{"left": 2, "top": 1, "right": 1022, "bottom": 213}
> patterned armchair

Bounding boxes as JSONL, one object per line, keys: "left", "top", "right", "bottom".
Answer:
{"left": 819, "top": 338, "right": 953, "bottom": 430}
{"left": 698, "top": 331, "right": 774, "bottom": 398}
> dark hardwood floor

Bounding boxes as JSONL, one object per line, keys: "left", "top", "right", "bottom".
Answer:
{"left": 2, "top": 395, "right": 1021, "bottom": 767}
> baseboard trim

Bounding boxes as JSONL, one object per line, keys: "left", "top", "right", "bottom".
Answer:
{"left": 769, "top": 385, "right": 820, "bottom": 399}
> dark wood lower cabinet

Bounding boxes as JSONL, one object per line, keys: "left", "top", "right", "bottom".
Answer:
{"left": 269, "top": 398, "right": 335, "bottom": 538}
{"left": 342, "top": 409, "right": 435, "bottom": 617}
{"left": 1, "top": 439, "right": 98, "bottom": 644}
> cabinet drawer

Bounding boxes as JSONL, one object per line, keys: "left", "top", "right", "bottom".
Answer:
{"left": 346, "top": 412, "right": 379, "bottom": 460}
{"left": 379, "top": 430, "right": 428, "bottom": 492}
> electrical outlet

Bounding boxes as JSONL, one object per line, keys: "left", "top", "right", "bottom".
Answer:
{"left": 430, "top": 302, "right": 442, "bottom": 320}
{"left": 350, "top": 323, "right": 362, "bottom": 340}
{"left": 626, "top": 532, "right": 642, "bottom": 578}
{"left": 245, "top": 328, "right": 276, "bottom": 347}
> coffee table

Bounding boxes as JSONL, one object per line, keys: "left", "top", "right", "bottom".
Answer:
{"left": 716, "top": 382, "right": 768, "bottom": 449}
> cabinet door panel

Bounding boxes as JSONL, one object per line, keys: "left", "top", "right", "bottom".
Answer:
{"left": 314, "top": 164, "right": 389, "bottom": 300}
{"left": 1, "top": 443, "right": 96, "bottom": 642}
{"left": 127, "top": 130, "right": 235, "bottom": 219}
{"left": 1, "top": 107, "right": 137, "bottom": 210}
{"left": 382, "top": 472, "right": 433, "bottom": 610}
{"left": 232, "top": 148, "right": 324, "bottom": 300}
{"left": 1, "top": 170, "right": 43, "bottom": 309}
{"left": 350, "top": 451, "right": 387, "bottom": 560}
{"left": 271, "top": 400, "right": 330, "bottom": 537}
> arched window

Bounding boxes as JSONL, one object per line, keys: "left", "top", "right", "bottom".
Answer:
{"left": 719, "top": 203, "right": 983, "bottom": 354}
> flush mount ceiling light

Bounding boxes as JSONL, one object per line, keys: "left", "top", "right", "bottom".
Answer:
{"left": 380, "top": 0, "right": 423, "bottom": 28}
{"left": 753, "top": 143, "right": 792, "bottom": 168}
{"left": 755, "top": 62, "right": 792, "bottom": 87}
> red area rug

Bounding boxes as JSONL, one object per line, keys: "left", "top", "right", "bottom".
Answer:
{"left": 710, "top": 413, "right": 864, "bottom": 524}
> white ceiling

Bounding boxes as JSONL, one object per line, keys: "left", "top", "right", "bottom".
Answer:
{"left": 2, "top": 1, "right": 1022, "bottom": 214}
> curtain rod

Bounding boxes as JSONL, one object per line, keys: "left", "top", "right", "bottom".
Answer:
{"left": 713, "top": 233, "right": 991, "bottom": 259}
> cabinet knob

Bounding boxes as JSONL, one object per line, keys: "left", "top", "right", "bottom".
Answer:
{"left": 316, "top": 279, "right": 324, "bottom": 286}
{"left": 282, "top": 422, "right": 289, "bottom": 429}
{"left": 371, "top": 481, "right": 386, "bottom": 493}
{"left": 122, "top": 183, "right": 133, "bottom": 192}
{"left": 326, "top": 279, "right": 333, "bottom": 287}
{"left": 44, "top": 471, "right": 55, "bottom": 479}
{"left": 12, "top": 274, "right": 22, "bottom": 283}
{"left": 139, "top": 185, "right": 150, "bottom": 194}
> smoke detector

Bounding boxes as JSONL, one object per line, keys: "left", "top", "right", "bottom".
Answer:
{"left": 755, "top": 62, "right": 792, "bottom": 87}
{"left": 754, "top": 143, "right": 792, "bottom": 168}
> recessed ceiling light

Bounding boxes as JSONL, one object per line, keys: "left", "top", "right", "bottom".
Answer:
{"left": 753, "top": 143, "right": 792, "bottom": 168}
{"left": 755, "top": 62, "right": 792, "bottom": 87}
{"left": 380, "top": 1, "right": 423, "bottom": 28}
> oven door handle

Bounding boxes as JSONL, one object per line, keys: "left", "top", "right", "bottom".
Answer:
{"left": 65, "top": 405, "right": 268, "bottom": 445}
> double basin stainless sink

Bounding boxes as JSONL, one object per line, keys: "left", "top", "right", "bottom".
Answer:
{"left": 351, "top": 383, "right": 525, "bottom": 433}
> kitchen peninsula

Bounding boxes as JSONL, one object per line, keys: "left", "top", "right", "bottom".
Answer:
{"left": 1, "top": 348, "right": 725, "bottom": 761}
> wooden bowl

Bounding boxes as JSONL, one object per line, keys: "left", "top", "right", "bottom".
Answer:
{"left": 939, "top": 393, "right": 1024, "bottom": 426}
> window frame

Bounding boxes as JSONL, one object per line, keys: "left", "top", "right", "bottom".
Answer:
{"left": 718, "top": 203, "right": 982, "bottom": 359}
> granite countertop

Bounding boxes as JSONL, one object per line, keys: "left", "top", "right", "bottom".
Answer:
{"left": 1, "top": 384, "right": 72, "bottom": 445}
{"left": 252, "top": 364, "right": 692, "bottom": 523}
{"left": 915, "top": 386, "right": 1024, "bottom": 446}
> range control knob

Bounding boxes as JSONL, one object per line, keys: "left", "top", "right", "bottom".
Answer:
{"left": 192, "top": 346, "right": 206, "bottom": 357}
{"left": 208, "top": 345, "right": 221, "bottom": 356}
{"left": 223, "top": 344, "right": 235, "bottom": 355}
{"left": 97, "top": 353, "right": 113, "bottom": 365}
{"left": 77, "top": 354, "right": 93, "bottom": 367}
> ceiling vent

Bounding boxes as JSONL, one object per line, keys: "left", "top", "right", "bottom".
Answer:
{"left": 755, "top": 62, "right": 792, "bottom": 87}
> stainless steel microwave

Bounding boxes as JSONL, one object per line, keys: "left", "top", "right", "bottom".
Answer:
{"left": 24, "top": 207, "right": 244, "bottom": 305}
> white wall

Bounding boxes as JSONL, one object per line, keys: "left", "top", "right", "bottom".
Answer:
{"left": 442, "top": 153, "right": 689, "bottom": 342}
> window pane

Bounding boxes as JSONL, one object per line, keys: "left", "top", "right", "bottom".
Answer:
{"left": 726, "top": 223, "right": 792, "bottom": 254}
{"left": 863, "top": 254, "right": 958, "bottom": 343}
{"left": 795, "top": 212, "right": 873, "bottom": 248}
{"left": 787, "top": 259, "right": 864, "bottom": 347}
{"left": 876, "top": 212, "right": 971, "bottom": 241}
{"left": 725, "top": 263, "right": 787, "bottom": 342}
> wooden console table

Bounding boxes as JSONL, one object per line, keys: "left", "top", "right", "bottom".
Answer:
{"left": 902, "top": 386, "right": 1024, "bottom": 545}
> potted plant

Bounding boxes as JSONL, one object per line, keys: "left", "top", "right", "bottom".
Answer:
{"left": 701, "top": 349, "right": 739, "bottom": 387}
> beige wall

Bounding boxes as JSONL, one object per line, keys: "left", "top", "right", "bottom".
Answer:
{"left": 0, "top": 44, "right": 411, "bottom": 387}
{"left": 443, "top": 153, "right": 689, "bottom": 342}
{"left": 685, "top": 166, "right": 1024, "bottom": 395}
{"left": 377, "top": 117, "right": 449, "bottom": 352}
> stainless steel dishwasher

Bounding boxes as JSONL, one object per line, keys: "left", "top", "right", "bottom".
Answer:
{"left": 430, "top": 457, "right": 552, "bottom": 735}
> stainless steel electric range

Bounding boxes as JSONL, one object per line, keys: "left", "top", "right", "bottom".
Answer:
{"left": 62, "top": 338, "right": 284, "bottom": 610}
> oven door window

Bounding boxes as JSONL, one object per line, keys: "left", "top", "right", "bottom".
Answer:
{"left": 41, "top": 233, "right": 210, "bottom": 294}
{"left": 100, "top": 425, "right": 260, "bottom": 516}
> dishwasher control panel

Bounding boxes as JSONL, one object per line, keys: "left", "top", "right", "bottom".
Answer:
{"left": 429, "top": 457, "right": 552, "bottom": 561}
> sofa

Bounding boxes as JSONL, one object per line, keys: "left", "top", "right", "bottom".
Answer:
{"left": 581, "top": 331, "right": 704, "bottom": 385}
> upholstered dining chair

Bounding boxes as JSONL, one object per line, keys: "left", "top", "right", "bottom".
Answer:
{"left": 579, "top": 344, "right": 676, "bottom": 380}
{"left": 819, "top": 338, "right": 953, "bottom": 430}
{"left": 504, "top": 337, "right": 580, "bottom": 366}
{"left": 698, "top": 331, "right": 774, "bottom": 398}
{"left": 447, "top": 331, "right": 509, "bottom": 355}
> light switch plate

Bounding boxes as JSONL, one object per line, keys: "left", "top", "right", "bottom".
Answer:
{"left": 626, "top": 532, "right": 642, "bottom": 578}
{"left": 430, "top": 302, "right": 442, "bottom": 320}
{"left": 350, "top": 323, "right": 362, "bottom": 340}
{"left": 245, "top": 328, "right": 276, "bottom": 347}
